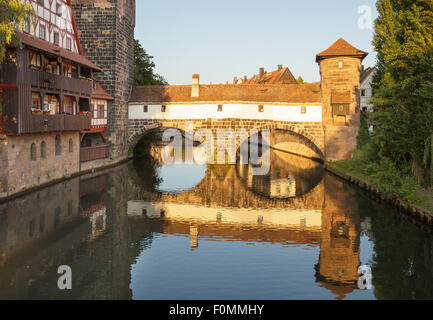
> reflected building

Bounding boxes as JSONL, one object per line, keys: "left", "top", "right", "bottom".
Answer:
{"left": 127, "top": 145, "right": 363, "bottom": 300}
{"left": 0, "top": 169, "right": 133, "bottom": 300}
{"left": 0, "top": 142, "right": 362, "bottom": 300}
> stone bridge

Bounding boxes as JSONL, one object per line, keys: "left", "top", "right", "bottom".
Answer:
{"left": 127, "top": 118, "right": 326, "bottom": 160}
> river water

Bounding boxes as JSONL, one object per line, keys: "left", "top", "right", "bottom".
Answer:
{"left": 1, "top": 147, "right": 433, "bottom": 300}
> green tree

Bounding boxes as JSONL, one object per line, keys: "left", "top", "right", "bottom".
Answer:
{"left": 370, "top": 0, "right": 433, "bottom": 182}
{"left": 297, "top": 76, "right": 304, "bottom": 84}
{"left": 0, "top": 0, "right": 33, "bottom": 66}
{"left": 134, "top": 40, "right": 168, "bottom": 86}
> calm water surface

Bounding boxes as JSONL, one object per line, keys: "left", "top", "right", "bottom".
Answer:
{"left": 1, "top": 148, "right": 433, "bottom": 300}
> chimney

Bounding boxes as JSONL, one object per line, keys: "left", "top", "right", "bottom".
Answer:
{"left": 278, "top": 64, "right": 283, "bottom": 71}
{"left": 244, "top": 76, "right": 247, "bottom": 83}
{"left": 259, "top": 68, "right": 265, "bottom": 79}
{"left": 191, "top": 74, "right": 199, "bottom": 97}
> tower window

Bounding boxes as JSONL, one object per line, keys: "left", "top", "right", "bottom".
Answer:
{"left": 55, "top": 135, "right": 61, "bottom": 156}
{"left": 41, "top": 141, "right": 46, "bottom": 159}
{"left": 69, "top": 138, "right": 73, "bottom": 153}
{"left": 30, "top": 143, "right": 37, "bottom": 161}
{"left": 333, "top": 104, "right": 350, "bottom": 116}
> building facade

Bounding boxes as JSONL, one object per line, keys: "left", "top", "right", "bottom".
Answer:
{"left": 128, "top": 38, "right": 368, "bottom": 161}
{"left": 71, "top": 0, "right": 136, "bottom": 159}
{"left": 360, "top": 67, "right": 376, "bottom": 113}
{"left": 0, "top": 0, "right": 101, "bottom": 197}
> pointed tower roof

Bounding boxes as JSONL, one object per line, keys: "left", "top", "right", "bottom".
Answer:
{"left": 316, "top": 38, "right": 368, "bottom": 63}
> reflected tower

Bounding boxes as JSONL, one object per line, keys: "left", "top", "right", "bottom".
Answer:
{"left": 315, "top": 174, "right": 361, "bottom": 299}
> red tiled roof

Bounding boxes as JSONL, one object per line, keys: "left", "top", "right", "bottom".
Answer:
{"left": 316, "top": 38, "right": 368, "bottom": 62}
{"left": 16, "top": 32, "right": 101, "bottom": 71}
{"left": 130, "top": 83, "right": 322, "bottom": 104}
{"left": 245, "top": 67, "right": 297, "bottom": 85}
{"left": 92, "top": 83, "right": 114, "bottom": 100}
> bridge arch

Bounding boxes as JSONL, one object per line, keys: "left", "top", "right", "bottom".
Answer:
{"left": 127, "top": 119, "right": 325, "bottom": 160}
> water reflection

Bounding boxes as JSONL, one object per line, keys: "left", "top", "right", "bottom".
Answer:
{"left": 1, "top": 144, "right": 433, "bottom": 299}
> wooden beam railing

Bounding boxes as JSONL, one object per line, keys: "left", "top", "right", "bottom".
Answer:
{"left": 80, "top": 145, "right": 109, "bottom": 163}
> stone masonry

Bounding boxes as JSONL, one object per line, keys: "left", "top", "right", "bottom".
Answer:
{"left": 319, "top": 56, "right": 362, "bottom": 160}
{"left": 72, "top": 0, "right": 136, "bottom": 159}
{"left": 127, "top": 119, "right": 326, "bottom": 160}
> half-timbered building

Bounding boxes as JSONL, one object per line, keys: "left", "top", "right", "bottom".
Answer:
{"left": 0, "top": 0, "right": 102, "bottom": 197}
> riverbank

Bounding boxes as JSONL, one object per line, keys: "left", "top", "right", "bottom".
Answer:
{"left": 325, "top": 161, "right": 433, "bottom": 228}
{"left": 0, "top": 155, "right": 133, "bottom": 204}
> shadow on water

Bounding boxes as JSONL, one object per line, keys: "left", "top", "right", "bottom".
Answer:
{"left": 1, "top": 140, "right": 433, "bottom": 299}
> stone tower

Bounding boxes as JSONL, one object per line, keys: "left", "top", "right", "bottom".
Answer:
{"left": 71, "top": 0, "right": 136, "bottom": 159}
{"left": 316, "top": 38, "right": 368, "bottom": 161}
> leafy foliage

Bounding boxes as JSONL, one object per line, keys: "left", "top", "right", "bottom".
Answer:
{"left": 0, "top": 0, "right": 33, "bottom": 66}
{"left": 371, "top": 0, "right": 433, "bottom": 181}
{"left": 134, "top": 40, "right": 168, "bottom": 86}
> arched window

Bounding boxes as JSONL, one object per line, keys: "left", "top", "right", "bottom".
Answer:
{"left": 55, "top": 135, "right": 61, "bottom": 156}
{"left": 41, "top": 141, "right": 46, "bottom": 159}
{"left": 69, "top": 138, "right": 73, "bottom": 153}
{"left": 30, "top": 143, "right": 36, "bottom": 161}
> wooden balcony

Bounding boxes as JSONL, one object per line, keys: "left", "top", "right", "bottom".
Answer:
{"left": 80, "top": 145, "right": 109, "bottom": 163}
{"left": 26, "top": 69, "right": 92, "bottom": 97}
{"left": 25, "top": 114, "right": 91, "bottom": 133}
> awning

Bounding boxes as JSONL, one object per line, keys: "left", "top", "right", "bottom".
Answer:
{"left": 331, "top": 91, "right": 351, "bottom": 104}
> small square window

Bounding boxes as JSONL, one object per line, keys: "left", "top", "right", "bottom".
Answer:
{"left": 143, "top": 105, "right": 148, "bottom": 112}
{"left": 56, "top": 3, "right": 62, "bottom": 16}
{"left": 161, "top": 105, "right": 166, "bottom": 112}
{"left": 258, "top": 105, "right": 264, "bottom": 113}
{"left": 53, "top": 32, "right": 59, "bottom": 46}
{"left": 301, "top": 106, "right": 307, "bottom": 114}
{"left": 39, "top": 26, "right": 45, "bottom": 40}
{"left": 218, "top": 105, "right": 223, "bottom": 112}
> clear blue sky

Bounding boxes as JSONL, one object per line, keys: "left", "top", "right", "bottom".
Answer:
{"left": 135, "top": 0, "right": 378, "bottom": 85}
